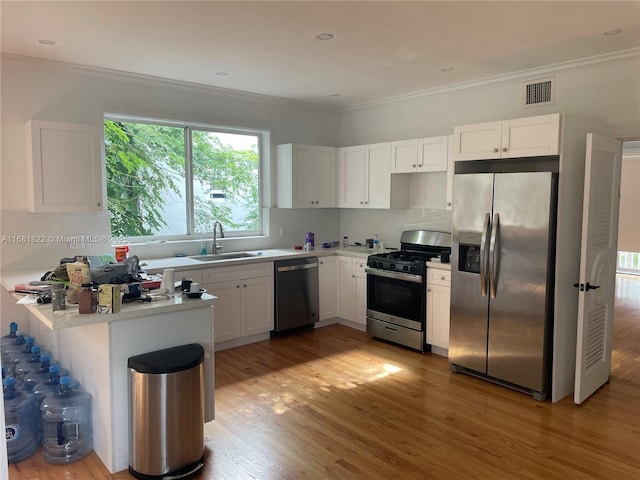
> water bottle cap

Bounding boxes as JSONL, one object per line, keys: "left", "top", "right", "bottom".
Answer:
{"left": 60, "top": 375, "right": 71, "bottom": 385}
{"left": 25, "top": 336, "right": 35, "bottom": 345}
{"left": 31, "top": 345, "right": 41, "bottom": 354}
{"left": 49, "top": 364, "right": 60, "bottom": 373}
{"left": 10, "top": 322, "right": 17, "bottom": 332}
{"left": 41, "top": 354, "right": 51, "bottom": 362}
{"left": 3, "top": 377, "right": 15, "bottom": 386}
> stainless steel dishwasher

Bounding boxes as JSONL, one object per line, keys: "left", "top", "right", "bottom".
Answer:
{"left": 273, "top": 256, "right": 319, "bottom": 334}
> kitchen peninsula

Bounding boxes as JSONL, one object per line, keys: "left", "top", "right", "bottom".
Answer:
{"left": 1, "top": 271, "right": 216, "bottom": 474}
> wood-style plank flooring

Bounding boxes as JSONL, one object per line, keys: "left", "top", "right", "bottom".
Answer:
{"left": 8, "top": 275, "right": 640, "bottom": 479}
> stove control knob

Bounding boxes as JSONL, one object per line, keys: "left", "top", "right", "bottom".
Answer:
{"left": 411, "top": 266, "right": 416, "bottom": 273}
{"left": 390, "top": 264, "right": 396, "bottom": 270}
{"left": 403, "top": 265, "right": 409, "bottom": 272}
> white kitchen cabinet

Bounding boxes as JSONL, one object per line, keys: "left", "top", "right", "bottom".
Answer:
{"left": 277, "top": 143, "right": 337, "bottom": 208}
{"left": 407, "top": 135, "right": 453, "bottom": 210}
{"left": 319, "top": 256, "right": 337, "bottom": 320}
{"left": 336, "top": 256, "right": 367, "bottom": 326}
{"left": 391, "top": 136, "right": 448, "bottom": 173}
{"left": 453, "top": 113, "right": 560, "bottom": 161}
{"left": 202, "top": 263, "right": 274, "bottom": 344}
{"left": 338, "top": 143, "right": 408, "bottom": 209}
{"left": 427, "top": 266, "right": 451, "bottom": 351}
{"left": 25, "top": 120, "right": 104, "bottom": 212}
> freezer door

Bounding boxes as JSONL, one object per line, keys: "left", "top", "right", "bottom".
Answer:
{"left": 487, "top": 172, "right": 554, "bottom": 392}
{"left": 450, "top": 173, "right": 493, "bottom": 374}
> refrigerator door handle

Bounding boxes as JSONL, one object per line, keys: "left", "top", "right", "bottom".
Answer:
{"left": 480, "top": 212, "right": 491, "bottom": 297}
{"left": 489, "top": 213, "right": 500, "bottom": 298}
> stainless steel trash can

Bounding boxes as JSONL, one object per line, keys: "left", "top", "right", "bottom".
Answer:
{"left": 128, "top": 343, "right": 205, "bottom": 479}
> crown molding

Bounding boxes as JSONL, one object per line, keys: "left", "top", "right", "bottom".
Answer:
{"left": 341, "top": 47, "right": 640, "bottom": 113}
{"left": 0, "top": 53, "right": 339, "bottom": 114}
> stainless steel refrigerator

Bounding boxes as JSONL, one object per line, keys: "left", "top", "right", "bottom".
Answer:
{"left": 449, "top": 168, "right": 557, "bottom": 401}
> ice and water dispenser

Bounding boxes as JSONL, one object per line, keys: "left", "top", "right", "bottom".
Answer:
{"left": 457, "top": 232, "right": 482, "bottom": 274}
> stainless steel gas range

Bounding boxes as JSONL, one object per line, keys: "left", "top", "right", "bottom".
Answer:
{"left": 365, "top": 230, "right": 451, "bottom": 352}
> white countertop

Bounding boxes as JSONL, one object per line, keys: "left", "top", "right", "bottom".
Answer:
{"left": 1, "top": 248, "right": 374, "bottom": 330}
{"left": 427, "top": 259, "right": 452, "bottom": 270}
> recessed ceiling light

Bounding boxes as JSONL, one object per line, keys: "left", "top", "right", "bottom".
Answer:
{"left": 316, "top": 33, "right": 334, "bottom": 41}
{"left": 602, "top": 29, "right": 622, "bottom": 36}
{"left": 441, "top": 67, "right": 454, "bottom": 72}
{"left": 38, "top": 39, "right": 56, "bottom": 45}
{"left": 216, "top": 72, "right": 228, "bottom": 76}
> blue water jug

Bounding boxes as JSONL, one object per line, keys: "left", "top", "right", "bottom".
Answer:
{"left": 3, "top": 377, "right": 38, "bottom": 463}
{"left": 40, "top": 376, "right": 93, "bottom": 464}
{"left": 14, "top": 345, "right": 49, "bottom": 379}
{"left": 0, "top": 322, "right": 19, "bottom": 346}
{"left": 24, "top": 355, "right": 68, "bottom": 393}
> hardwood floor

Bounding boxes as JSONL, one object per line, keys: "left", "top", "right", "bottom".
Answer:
{"left": 8, "top": 275, "right": 640, "bottom": 479}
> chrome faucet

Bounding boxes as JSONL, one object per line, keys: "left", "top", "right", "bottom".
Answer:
{"left": 212, "top": 221, "right": 224, "bottom": 254}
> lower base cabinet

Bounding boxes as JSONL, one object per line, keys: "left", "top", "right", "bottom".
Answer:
{"left": 426, "top": 268, "right": 451, "bottom": 350}
{"left": 319, "top": 256, "right": 337, "bottom": 320}
{"left": 337, "top": 256, "right": 367, "bottom": 326}
{"left": 202, "top": 263, "right": 274, "bottom": 343}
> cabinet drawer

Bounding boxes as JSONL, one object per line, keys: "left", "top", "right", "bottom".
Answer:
{"left": 428, "top": 268, "right": 451, "bottom": 287}
{"left": 353, "top": 258, "right": 367, "bottom": 278}
{"left": 202, "top": 262, "right": 273, "bottom": 284}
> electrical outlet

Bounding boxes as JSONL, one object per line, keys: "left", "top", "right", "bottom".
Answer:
{"left": 279, "top": 226, "right": 285, "bottom": 236}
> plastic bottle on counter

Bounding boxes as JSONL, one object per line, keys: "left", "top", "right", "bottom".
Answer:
{"left": 41, "top": 376, "right": 93, "bottom": 464}
{"left": 3, "top": 376, "right": 38, "bottom": 463}
{"left": 373, "top": 234, "right": 380, "bottom": 251}
{"left": 14, "top": 345, "right": 51, "bottom": 380}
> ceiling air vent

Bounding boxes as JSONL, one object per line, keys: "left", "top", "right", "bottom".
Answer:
{"left": 524, "top": 78, "right": 554, "bottom": 107}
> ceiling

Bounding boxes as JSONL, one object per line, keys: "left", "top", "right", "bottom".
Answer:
{"left": 2, "top": 1, "right": 639, "bottom": 109}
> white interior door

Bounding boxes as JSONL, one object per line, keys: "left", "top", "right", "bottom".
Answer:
{"left": 574, "top": 133, "right": 622, "bottom": 404}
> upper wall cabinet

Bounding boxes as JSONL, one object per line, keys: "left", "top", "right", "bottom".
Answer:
{"left": 453, "top": 113, "right": 560, "bottom": 161}
{"left": 391, "top": 135, "right": 449, "bottom": 173}
{"left": 338, "top": 142, "right": 408, "bottom": 209}
{"left": 277, "top": 144, "right": 337, "bottom": 208}
{"left": 25, "top": 120, "right": 104, "bottom": 212}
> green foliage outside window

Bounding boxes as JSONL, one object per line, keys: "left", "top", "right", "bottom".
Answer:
{"left": 104, "top": 119, "right": 260, "bottom": 237}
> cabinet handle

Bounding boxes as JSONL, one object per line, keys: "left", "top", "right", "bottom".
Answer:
{"left": 427, "top": 288, "right": 431, "bottom": 292}
{"left": 365, "top": 201, "right": 368, "bottom": 204}
{"left": 236, "top": 285, "right": 240, "bottom": 288}
{"left": 447, "top": 202, "right": 452, "bottom": 206}
{"left": 97, "top": 202, "right": 102, "bottom": 206}
{"left": 360, "top": 201, "right": 364, "bottom": 205}
{"left": 493, "top": 148, "right": 499, "bottom": 153}
{"left": 418, "top": 164, "right": 422, "bottom": 167}
{"left": 502, "top": 147, "right": 508, "bottom": 152}
{"left": 412, "top": 164, "right": 416, "bottom": 168}
{"left": 352, "top": 275, "right": 355, "bottom": 278}
{"left": 243, "top": 284, "right": 247, "bottom": 288}
{"left": 441, "top": 276, "right": 446, "bottom": 281}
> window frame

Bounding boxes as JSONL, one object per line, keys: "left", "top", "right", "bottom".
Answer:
{"left": 104, "top": 113, "right": 265, "bottom": 241}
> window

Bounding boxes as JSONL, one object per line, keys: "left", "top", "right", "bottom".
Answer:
{"left": 104, "top": 116, "right": 262, "bottom": 239}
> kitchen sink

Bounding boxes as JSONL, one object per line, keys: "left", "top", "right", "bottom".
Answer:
{"left": 190, "top": 252, "right": 260, "bottom": 262}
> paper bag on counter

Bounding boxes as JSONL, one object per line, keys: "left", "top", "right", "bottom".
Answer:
{"left": 66, "top": 261, "right": 90, "bottom": 304}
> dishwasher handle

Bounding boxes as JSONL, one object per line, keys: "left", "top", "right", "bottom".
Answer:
{"left": 277, "top": 262, "right": 318, "bottom": 273}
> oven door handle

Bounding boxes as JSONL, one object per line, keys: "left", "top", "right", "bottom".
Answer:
{"left": 364, "top": 267, "right": 423, "bottom": 284}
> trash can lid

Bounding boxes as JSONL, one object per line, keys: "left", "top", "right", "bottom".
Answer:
{"left": 128, "top": 343, "right": 204, "bottom": 374}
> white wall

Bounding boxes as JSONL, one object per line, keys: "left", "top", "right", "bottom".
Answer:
{"left": 618, "top": 144, "right": 640, "bottom": 252}
{"left": 0, "top": 55, "right": 341, "bottom": 272}
{"left": 338, "top": 55, "right": 640, "bottom": 145}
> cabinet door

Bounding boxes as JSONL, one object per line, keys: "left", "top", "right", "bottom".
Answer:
{"left": 353, "top": 258, "right": 368, "bottom": 326}
{"left": 445, "top": 134, "right": 454, "bottom": 211}
{"left": 336, "top": 256, "right": 357, "bottom": 320}
{"left": 365, "top": 142, "right": 392, "bottom": 209}
{"left": 208, "top": 280, "right": 242, "bottom": 343}
{"left": 26, "top": 120, "right": 104, "bottom": 212}
{"left": 453, "top": 121, "right": 502, "bottom": 161}
{"left": 391, "top": 139, "right": 419, "bottom": 173}
{"left": 338, "top": 146, "right": 366, "bottom": 208}
{"left": 319, "top": 257, "right": 337, "bottom": 320}
{"left": 419, "top": 136, "right": 448, "bottom": 172}
{"left": 292, "top": 145, "right": 316, "bottom": 208}
{"left": 502, "top": 113, "right": 560, "bottom": 158}
{"left": 427, "top": 284, "right": 451, "bottom": 349}
{"left": 242, "top": 276, "right": 274, "bottom": 336}
{"left": 314, "top": 146, "right": 337, "bottom": 207}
